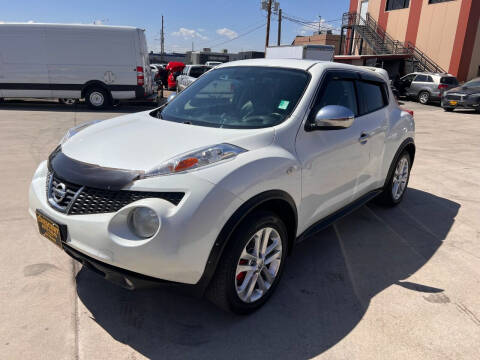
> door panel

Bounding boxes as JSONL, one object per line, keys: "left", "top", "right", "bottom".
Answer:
{"left": 296, "top": 72, "right": 372, "bottom": 231}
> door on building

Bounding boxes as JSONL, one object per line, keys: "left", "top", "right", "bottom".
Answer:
{"left": 360, "top": 1, "right": 369, "bottom": 24}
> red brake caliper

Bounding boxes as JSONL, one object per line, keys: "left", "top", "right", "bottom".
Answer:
{"left": 236, "top": 259, "right": 248, "bottom": 283}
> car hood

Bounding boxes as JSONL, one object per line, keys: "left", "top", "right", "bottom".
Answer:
{"left": 61, "top": 111, "right": 275, "bottom": 171}
{"left": 446, "top": 85, "right": 480, "bottom": 95}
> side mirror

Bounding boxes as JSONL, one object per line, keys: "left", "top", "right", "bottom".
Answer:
{"left": 167, "top": 94, "right": 176, "bottom": 103}
{"left": 312, "top": 105, "right": 355, "bottom": 130}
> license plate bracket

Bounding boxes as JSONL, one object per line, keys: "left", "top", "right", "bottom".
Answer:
{"left": 449, "top": 100, "right": 458, "bottom": 106}
{"left": 36, "top": 210, "right": 66, "bottom": 248}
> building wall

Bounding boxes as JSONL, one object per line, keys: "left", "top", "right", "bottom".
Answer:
{"left": 385, "top": 7, "right": 409, "bottom": 44}
{"left": 467, "top": 20, "right": 480, "bottom": 79}
{"left": 292, "top": 34, "right": 343, "bottom": 54}
{"left": 350, "top": 0, "right": 480, "bottom": 80}
{"left": 415, "top": 0, "right": 462, "bottom": 73}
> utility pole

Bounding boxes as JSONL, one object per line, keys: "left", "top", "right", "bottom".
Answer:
{"left": 265, "top": 0, "right": 272, "bottom": 49}
{"left": 277, "top": 8, "right": 282, "bottom": 46}
{"left": 318, "top": 15, "right": 322, "bottom": 34}
{"left": 161, "top": 15, "right": 165, "bottom": 61}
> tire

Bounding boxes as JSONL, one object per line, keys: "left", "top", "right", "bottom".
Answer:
{"left": 59, "top": 98, "right": 78, "bottom": 106}
{"left": 375, "top": 151, "right": 411, "bottom": 207}
{"left": 206, "top": 210, "right": 288, "bottom": 314}
{"left": 444, "top": 107, "right": 454, "bottom": 112}
{"left": 418, "top": 91, "right": 430, "bottom": 105}
{"left": 85, "top": 87, "right": 111, "bottom": 110}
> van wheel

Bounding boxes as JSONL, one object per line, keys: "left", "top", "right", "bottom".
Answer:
{"left": 59, "top": 98, "right": 78, "bottom": 106}
{"left": 418, "top": 91, "right": 430, "bottom": 104}
{"left": 206, "top": 211, "right": 287, "bottom": 314}
{"left": 375, "top": 151, "right": 411, "bottom": 207}
{"left": 85, "top": 88, "right": 111, "bottom": 110}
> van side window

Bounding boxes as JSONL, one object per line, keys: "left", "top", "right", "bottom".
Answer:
{"left": 356, "top": 81, "right": 387, "bottom": 115}
{"left": 313, "top": 78, "right": 358, "bottom": 117}
{"left": 426, "top": 76, "right": 434, "bottom": 82}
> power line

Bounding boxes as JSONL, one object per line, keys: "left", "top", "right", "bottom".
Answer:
{"left": 208, "top": 23, "right": 266, "bottom": 49}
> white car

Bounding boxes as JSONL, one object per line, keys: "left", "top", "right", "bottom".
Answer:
{"left": 29, "top": 59, "right": 415, "bottom": 314}
{"left": 176, "top": 65, "right": 212, "bottom": 92}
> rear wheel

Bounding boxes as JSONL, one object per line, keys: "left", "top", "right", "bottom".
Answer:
{"left": 418, "top": 91, "right": 430, "bottom": 104}
{"left": 375, "top": 152, "right": 411, "bottom": 207}
{"left": 206, "top": 211, "right": 287, "bottom": 314}
{"left": 85, "top": 87, "right": 111, "bottom": 110}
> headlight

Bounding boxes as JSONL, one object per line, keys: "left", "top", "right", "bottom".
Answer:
{"left": 142, "top": 143, "right": 246, "bottom": 178}
{"left": 128, "top": 207, "right": 160, "bottom": 238}
{"left": 60, "top": 119, "right": 103, "bottom": 145}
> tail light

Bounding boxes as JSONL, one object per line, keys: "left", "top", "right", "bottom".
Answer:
{"left": 136, "top": 66, "right": 145, "bottom": 86}
{"left": 438, "top": 84, "right": 448, "bottom": 90}
{"left": 403, "top": 109, "right": 414, "bottom": 117}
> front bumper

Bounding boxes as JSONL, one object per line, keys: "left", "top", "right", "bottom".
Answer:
{"left": 29, "top": 160, "right": 243, "bottom": 287}
{"left": 441, "top": 96, "right": 480, "bottom": 110}
{"left": 63, "top": 243, "right": 202, "bottom": 295}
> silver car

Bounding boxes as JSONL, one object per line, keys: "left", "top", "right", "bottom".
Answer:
{"left": 176, "top": 65, "right": 212, "bottom": 92}
{"left": 398, "top": 72, "right": 458, "bottom": 104}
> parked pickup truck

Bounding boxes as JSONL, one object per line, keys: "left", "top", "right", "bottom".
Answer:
{"left": 176, "top": 65, "right": 212, "bottom": 92}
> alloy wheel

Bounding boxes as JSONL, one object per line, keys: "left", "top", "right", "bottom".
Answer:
{"left": 235, "top": 227, "right": 282, "bottom": 303}
{"left": 392, "top": 156, "right": 409, "bottom": 200}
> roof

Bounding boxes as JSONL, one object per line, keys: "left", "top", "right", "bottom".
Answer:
{"left": 218, "top": 58, "right": 324, "bottom": 71}
{"left": 0, "top": 23, "right": 141, "bottom": 31}
{"left": 217, "top": 59, "right": 387, "bottom": 81}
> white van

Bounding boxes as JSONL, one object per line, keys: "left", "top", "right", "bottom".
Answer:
{"left": 0, "top": 23, "right": 154, "bottom": 109}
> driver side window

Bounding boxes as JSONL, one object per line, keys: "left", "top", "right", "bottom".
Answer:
{"left": 312, "top": 75, "right": 358, "bottom": 118}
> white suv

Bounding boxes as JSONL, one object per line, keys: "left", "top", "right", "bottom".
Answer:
{"left": 29, "top": 59, "right": 415, "bottom": 314}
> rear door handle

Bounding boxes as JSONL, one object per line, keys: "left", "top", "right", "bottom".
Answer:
{"left": 359, "top": 132, "right": 370, "bottom": 144}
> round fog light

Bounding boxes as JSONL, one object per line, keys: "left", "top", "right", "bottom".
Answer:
{"left": 128, "top": 207, "right": 160, "bottom": 238}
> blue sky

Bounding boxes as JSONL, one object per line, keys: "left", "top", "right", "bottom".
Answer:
{"left": 0, "top": 0, "right": 350, "bottom": 53}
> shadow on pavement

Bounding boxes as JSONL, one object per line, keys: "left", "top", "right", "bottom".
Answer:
{"left": 0, "top": 99, "right": 159, "bottom": 113}
{"left": 76, "top": 188, "right": 459, "bottom": 359}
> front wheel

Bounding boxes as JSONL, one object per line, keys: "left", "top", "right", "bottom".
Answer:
{"left": 418, "top": 91, "right": 430, "bottom": 104}
{"left": 206, "top": 211, "right": 287, "bottom": 314}
{"left": 375, "top": 152, "right": 411, "bottom": 206}
{"left": 443, "top": 107, "right": 454, "bottom": 112}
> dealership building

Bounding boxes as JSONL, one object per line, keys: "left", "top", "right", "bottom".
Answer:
{"left": 344, "top": 0, "right": 480, "bottom": 81}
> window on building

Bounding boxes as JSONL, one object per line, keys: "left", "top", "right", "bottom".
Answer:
{"left": 429, "top": 0, "right": 454, "bottom": 4}
{"left": 386, "top": 0, "right": 410, "bottom": 11}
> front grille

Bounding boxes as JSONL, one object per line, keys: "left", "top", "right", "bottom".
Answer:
{"left": 47, "top": 173, "right": 184, "bottom": 215}
{"left": 445, "top": 94, "right": 462, "bottom": 101}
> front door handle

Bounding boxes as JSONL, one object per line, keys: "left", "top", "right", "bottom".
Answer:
{"left": 359, "top": 132, "right": 370, "bottom": 144}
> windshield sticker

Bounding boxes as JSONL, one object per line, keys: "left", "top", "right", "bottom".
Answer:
{"left": 278, "top": 100, "right": 290, "bottom": 110}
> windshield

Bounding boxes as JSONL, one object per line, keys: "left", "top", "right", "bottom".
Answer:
{"left": 157, "top": 66, "right": 311, "bottom": 129}
{"left": 464, "top": 79, "right": 480, "bottom": 87}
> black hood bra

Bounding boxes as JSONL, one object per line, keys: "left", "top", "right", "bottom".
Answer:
{"left": 48, "top": 146, "right": 143, "bottom": 190}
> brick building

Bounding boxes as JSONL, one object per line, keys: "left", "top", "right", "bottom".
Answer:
{"left": 345, "top": 0, "right": 480, "bottom": 81}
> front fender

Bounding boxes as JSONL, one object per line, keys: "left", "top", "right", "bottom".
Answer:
{"left": 194, "top": 145, "right": 302, "bottom": 209}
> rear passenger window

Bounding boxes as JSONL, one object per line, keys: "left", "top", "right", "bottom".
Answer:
{"left": 426, "top": 76, "right": 434, "bottom": 82}
{"left": 190, "top": 67, "right": 208, "bottom": 78}
{"left": 414, "top": 75, "right": 428, "bottom": 82}
{"left": 441, "top": 77, "right": 458, "bottom": 85}
{"left": 356, "top": 81, "right": 387, "bottom": 115}
{"left": 314, "top": 79, "right": 358, "bottom": 116}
